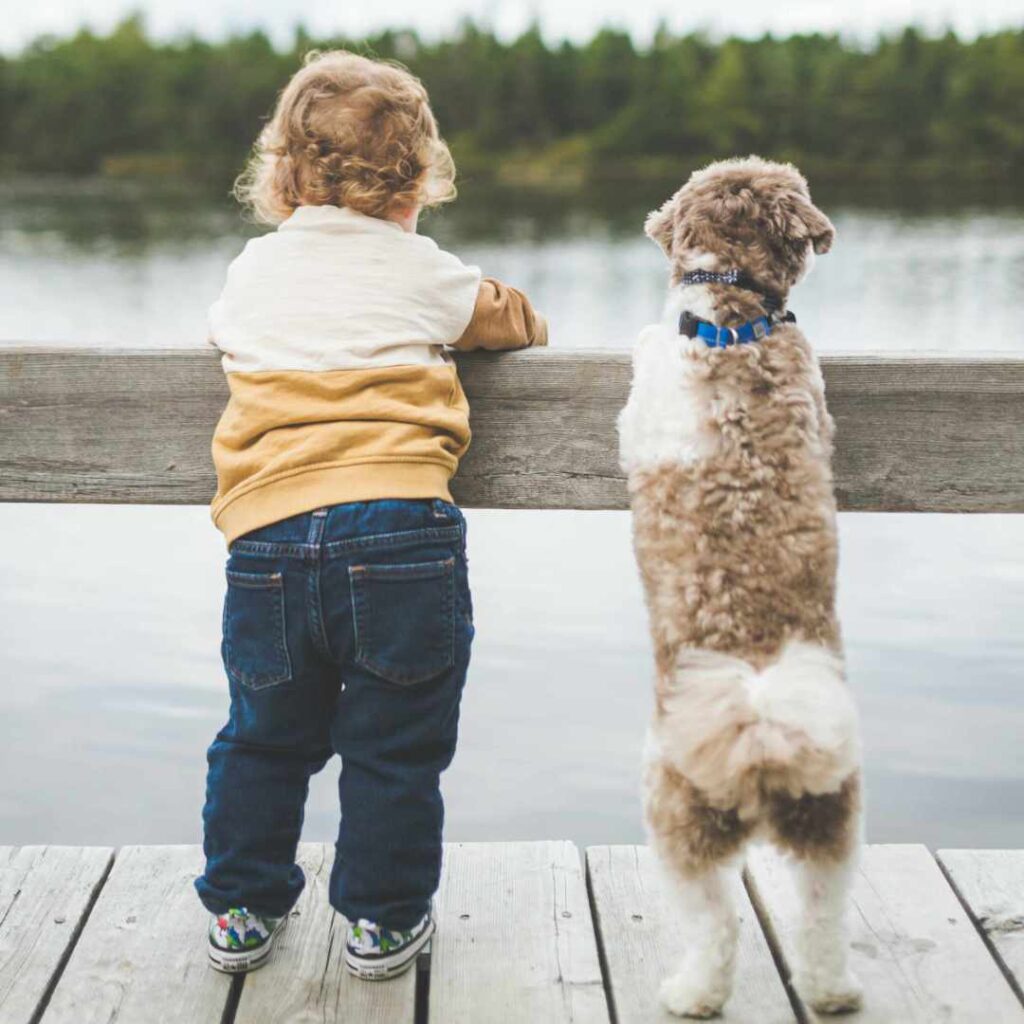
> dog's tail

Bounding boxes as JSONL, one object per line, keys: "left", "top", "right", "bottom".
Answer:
{"left": 656, "top": 642, "right": 860, "bottom": 806}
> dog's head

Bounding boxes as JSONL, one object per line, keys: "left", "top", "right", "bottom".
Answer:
{"left": 645, "top": 157, "right": 834, "bottom": 292}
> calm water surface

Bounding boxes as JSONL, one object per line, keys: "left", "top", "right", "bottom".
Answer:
{"left": 1, "top": 180, "right": 1022, "bottom": 850}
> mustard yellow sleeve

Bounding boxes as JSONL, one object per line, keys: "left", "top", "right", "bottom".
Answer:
{"left": 450, "top": 278, "right": 548, "bottom": 351}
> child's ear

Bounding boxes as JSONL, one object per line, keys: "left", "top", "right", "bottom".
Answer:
{"left": 644, "top": 195, "right": 680, "bottom": 256}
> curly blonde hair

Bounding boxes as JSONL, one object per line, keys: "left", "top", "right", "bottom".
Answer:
{"left": 235, "top": 50, "right": 457, "bottom": 225}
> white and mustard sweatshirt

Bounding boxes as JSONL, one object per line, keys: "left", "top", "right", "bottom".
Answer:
{"left": 207, "top": 204, "right": 547, "bottom": 544}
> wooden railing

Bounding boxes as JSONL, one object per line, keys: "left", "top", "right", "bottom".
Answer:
{"left": 1, "top": 347, "right": 1021, "bottom": 512}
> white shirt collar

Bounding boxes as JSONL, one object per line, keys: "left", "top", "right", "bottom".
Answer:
{"left": 279, "top": 204, "right": 404, "bottom": 234}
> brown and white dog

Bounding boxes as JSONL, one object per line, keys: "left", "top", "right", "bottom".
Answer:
{"left": 617, "top": 157, "right": 863, "bottom": 1018}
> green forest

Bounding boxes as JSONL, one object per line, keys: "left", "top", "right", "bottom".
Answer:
{"left": 3, "top": 17, "right": 1023, "bottom": 189}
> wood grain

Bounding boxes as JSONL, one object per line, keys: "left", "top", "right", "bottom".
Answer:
{"left": 0, "top": 846, "right": 113, "bottom": 1024}
{"left": 234, "top": 843, "right": 416, "bottom": 1023}
{"left": 586, "top": 845, "right": 795, "bottom": 1024}
{"left": 429, "top": 841, "right": 609, "bottom": 1023}
{"left": 745, "top": 843, "right": 1024, "bottom": 1022}
{"left": 937, "top": 849, "right": 1024, "bottom": 1005}
{"left": 1, "top": 347, "right": 1021, "bottom": 511}
{"left": 40, "top": 845, "right": 235, "bottom": 1024}
{"left": 7, "top": 841, "right": 1024, "bottom": 1021}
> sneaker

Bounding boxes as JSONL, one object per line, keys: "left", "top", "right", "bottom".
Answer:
{"left": 208, "top": 906, "right": 287, "bottom": 973}
{"left": 344, "top": 912, "right": 434, "bottom": 980}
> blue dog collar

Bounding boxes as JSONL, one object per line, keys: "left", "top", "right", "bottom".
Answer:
{"left": 678, "top": 310, "right": 796, "bottom": 349}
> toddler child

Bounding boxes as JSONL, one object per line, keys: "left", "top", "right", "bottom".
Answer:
{"left": 195, "top": 49, "right": 547, "bottom": 980}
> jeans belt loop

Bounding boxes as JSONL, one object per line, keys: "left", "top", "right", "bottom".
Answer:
{"left": 306, "top": 508, "right": 328, "bottom": 548}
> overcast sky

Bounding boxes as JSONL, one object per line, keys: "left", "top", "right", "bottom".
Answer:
{"left": 5, "top": 0, "right": 1021, "bottom": 52}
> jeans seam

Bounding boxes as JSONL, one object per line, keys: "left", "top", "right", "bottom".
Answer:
{"left": 230, "top": 526, "right": 463, "bottom": 561}
{"left": 323, "top": 525, "right": 463, "bottom": 560}
{"left": 229, "top": 541, "right": 319, "bottom": 560}
{"left": 307, "top": 565, "right": 333, "bottom": 659}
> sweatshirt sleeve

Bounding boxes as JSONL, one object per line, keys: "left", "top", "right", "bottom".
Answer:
{"left": 449, "top": 278, "right": 548, "bottom": 351}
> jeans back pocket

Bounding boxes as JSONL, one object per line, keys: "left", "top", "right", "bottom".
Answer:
{"left": 223, "top": 569, "right": 292, "bottom": 689}
{"left": 349, "top": 558, "right": 455, "bottom": 686}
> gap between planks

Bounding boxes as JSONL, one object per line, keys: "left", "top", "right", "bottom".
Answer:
{"left": 8, "top": 842, "right": 1024, "bottom": 1024}
{"left": 744, "top": 843, "right": 1024, "bottom": 1023}
{"left": 937, "top": 849, "right": 1024, "bottom": 1007}
{"left": 0, "top": 846, "right": 114, "bottom": 1024}
{"left": 586, "top": 844, "right": 796, "bottom": 1024}
{"left": 18, "top": 842, "right": 609, "bottom": 1024}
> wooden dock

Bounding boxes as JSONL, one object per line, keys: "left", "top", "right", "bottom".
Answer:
{"left": 2, "top": 842, "right": 1023, "bottom": 1022}
{"left": 2, "top": 349, "right": 1022, "bottom": 1021}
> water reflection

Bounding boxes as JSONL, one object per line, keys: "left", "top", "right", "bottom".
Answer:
{"left": 3, "top": 179, "right": 1022, "bottom": 353}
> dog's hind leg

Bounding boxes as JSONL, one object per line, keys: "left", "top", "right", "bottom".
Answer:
{"left": 767, "top": 774, "right": 864, "bottom": 1014}
{"left": 658, "top": 862, "right": 742, "bottom": 1019}
{"left": 645, "top": 752, "right": 752, "bottom": 1018}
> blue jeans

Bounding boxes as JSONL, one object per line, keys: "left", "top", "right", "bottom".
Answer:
{"left": 194, "top": 498, "right": 473, "bottom": 929}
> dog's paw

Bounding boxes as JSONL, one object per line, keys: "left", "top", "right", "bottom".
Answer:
{"left": 659, "top": 971, "right": 726, "bottom": 1019}
{"left": 795, "top": 971, "right": 863, "bottom": 1015}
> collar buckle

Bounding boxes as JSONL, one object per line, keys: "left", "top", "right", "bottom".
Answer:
{"left": 679, "top": 312, "right": 780, "bottom": 349}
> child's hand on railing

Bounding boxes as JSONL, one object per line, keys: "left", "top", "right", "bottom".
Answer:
{"left": 451, "top": 278, "right": 547, "bottom": 352}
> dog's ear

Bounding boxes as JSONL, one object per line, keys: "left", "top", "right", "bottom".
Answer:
{"left": 644, "top": 195, "right": 680, "bottom": 256}
{"left": 775, "top": 189, "right": 835, "bottom": 255}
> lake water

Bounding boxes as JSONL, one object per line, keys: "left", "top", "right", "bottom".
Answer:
{"left": 1, "top": 179, "right": 1022, "bottom": 851}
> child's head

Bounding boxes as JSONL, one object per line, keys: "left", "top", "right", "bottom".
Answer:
{"left": 236, "top": 50, "right": 456, "bottom": 225}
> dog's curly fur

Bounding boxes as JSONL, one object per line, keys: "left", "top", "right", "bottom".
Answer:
{"left": 619, "top": 157, "right": 864, "bottom": 1018}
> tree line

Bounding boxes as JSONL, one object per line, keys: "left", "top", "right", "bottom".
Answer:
{"left": 2, "top": 17, "right": 1022, "bottom": 186}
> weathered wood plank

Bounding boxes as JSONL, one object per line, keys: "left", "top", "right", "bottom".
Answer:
{"left": 40, "top": 845, "right": 235, "bottom": 1024}
{"left": 429, "top": 841, "right": 609, "bottom": 1023}
{"left": 586, "top": 845, "right": 795, "bottom": 1024}
{"left": 0, "top": 846, "right": 113, "bottom": 1024}
{"left": 937, "top": 849, "right": 1024, "bottom": 1004}
{"left": 745, "top": 843, "right": 1024, "bottom": 1022}
{"left": 1, "top": 347, "right": 1021, "bottom": 511}
{"left": 234, "top": 843, "right": 416, "bottom": 1023}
